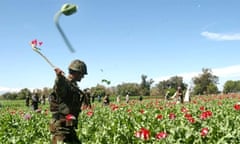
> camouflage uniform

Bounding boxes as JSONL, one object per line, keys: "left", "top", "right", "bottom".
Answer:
{"left": 49, "top": 59, "right": 87, "bottom": 144}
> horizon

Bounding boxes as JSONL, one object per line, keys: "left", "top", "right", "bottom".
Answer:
{"left": 1, "top": 64, "right": 240, "bottom": 94}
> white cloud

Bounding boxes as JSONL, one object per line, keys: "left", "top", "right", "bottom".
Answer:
{"left": 201, "top": 31, "right": 240, "bottom": 41}
{"left": 0, "top": 87, "right": 21, "bottom": 94}
{"left": 0, "top": 87, "right": 35, "bottom": 95}
{"left": 212, "top": 65, "right": 240, "bottom": 78}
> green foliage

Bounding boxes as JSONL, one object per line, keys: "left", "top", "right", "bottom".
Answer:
{"left": 140, "top": 74, "right": 154, "bottom": 96}
{"left": 2, "top": 94, "right": 240, "bottom": 143}
{"left": 223, "top": 80, "right": 240, "bottom": 93}
{"left": 192, "top": 68, "right": 219, "bottom": 95}
{"left": 116, "top": 83, "right": 140, "bottom": 96}
{"left": 155, "top": 76, "right": 187, "bottom": 96}
{"left": 91, "top": 84, "right": 106, "bottom": 97}
{"left": 0, "top": 101, "right": 50, "bottom": 143}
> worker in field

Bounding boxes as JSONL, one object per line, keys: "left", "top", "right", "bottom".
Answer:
{"left": 176, "top": 86, "right": 184, "bottom": 104}
{"left": 82, "top": 88, "right": 92, "bottom": 109}
{"left": 103, "top": 94, "right": 110, "bottom": 106}
{"left": 31, "top": 91, "right": 39, "bottom": 110}
{"left": 49, "top": 59, "right": 87, "bottom": 144}
{"left": 25, "top": 95, "right": 30, "bottom": 107}
{"left": 126, "top": 92, "right": 130, "bottom": 103}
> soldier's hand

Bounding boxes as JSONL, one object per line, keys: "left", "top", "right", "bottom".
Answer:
{"left": 54, "top": 68, "right": 64, "bottom": 76}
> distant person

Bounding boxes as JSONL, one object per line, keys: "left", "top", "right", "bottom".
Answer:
{"left": 184, "top": 85, "right": 192, "bottom": 102}
{"left": 98, "top": 95, "right": 101, "bottom": 102}
{"left": 126, "top": 93, "right": 129, "bottom": 103}
{"left": 176, "top": 86, "right": 184, "bottom": 104}
{"left": 91, "top": 95, "right": 95, "bottom": 103}
{"left": 83, "top": 88, "right": 92, "bottom": 109}
{"left": 25, "top": 95, "right": 30, "bottom": 107}
{"left": 103, "top": 94, "right": 110, "bottom": 106}
{"left": 116, "top": 95, "right": 121, "bottom": 103}
{"left": 41, "top": 94, "right": 46, "bottom": 105}
{"left": 139, "top": 95, "right": 143, "bottom": 101}
{"left": 31, "top": 92, "right": 39, "bottom": 110}
{"left": 165, "top": 91, "right": 170, "bottom": 100}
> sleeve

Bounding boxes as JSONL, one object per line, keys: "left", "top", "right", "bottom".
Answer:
{"left": 53, "top": 75, "right": 68, "bottom": 98}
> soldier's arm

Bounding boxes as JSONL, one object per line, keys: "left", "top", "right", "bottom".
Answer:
{"left": 53, "top": 68, "right": 67, "bottom": 98}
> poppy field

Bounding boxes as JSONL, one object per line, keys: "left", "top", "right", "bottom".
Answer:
{"left": 1, "top": 94, "right": 240, "bottom": 144}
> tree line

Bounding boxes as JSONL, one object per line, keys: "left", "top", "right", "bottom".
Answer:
{"left": 1, "top": 68, "right": 240, "bottom": 100}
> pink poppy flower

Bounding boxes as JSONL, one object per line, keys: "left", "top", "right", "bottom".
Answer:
{"left": 23, "top": 113, "right": 31, "bottom": 120}
{"left": 201, "top": 127, "right": 209, "bottom": 137}
{"left": 169, "top": 113, "right": 176, "bottom": 120}
{"left": 155, "top": 132, "right": 168, "bottom": 139}
{"left": 181, "top": 107, "right": 188, "bottom": 113}
{"left": 87, "top": 111, "right": 93, "bottom": 117}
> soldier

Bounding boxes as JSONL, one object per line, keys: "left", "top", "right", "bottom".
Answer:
{"left": 83, "top": 88, "right": 91, "bottom": 109}
{"left": 31, "top": 91, "right": 39, "bottom": 110}
{"left": 25, "top": 95, "right": 30, "bottom": 107}
{"left": 49, "top": 59, "right": 87, "bottom": 144}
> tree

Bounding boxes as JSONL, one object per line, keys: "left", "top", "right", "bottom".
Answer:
{"left": 192, "top": 68, "right": 219, "bottom": 95}
{"left": 116, "top": 83, "right": 140, "bottom": 96}
{"left": 154, "top": 76, "right": 187, "bottom": 98}
{"left": 90, "top": 84, "right": 106, "bottom": 98}
{"left": 223, "top": 80, "right": 240, "bottom": 93}
{"left": 17, "top": 88, "right": 31, "bottom": 100}
{"left": 140, "top": 74, "right": 154, "bottom": 96}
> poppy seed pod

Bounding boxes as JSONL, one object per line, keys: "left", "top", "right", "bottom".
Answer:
{"left": 61, "top": 3, "right": 78, "bottom": 16}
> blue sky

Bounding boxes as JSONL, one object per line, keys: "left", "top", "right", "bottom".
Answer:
{"left": 1, "top": 0, "right": 240, "bottom": 93}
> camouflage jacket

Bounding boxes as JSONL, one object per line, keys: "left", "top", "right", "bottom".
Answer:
{"left": 50, "top": 75, "right": 83, "bottom": 127}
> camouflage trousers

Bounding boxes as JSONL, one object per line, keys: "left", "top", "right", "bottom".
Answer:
{"left": 49, "top": 119, "right": 81, "bottom": 144}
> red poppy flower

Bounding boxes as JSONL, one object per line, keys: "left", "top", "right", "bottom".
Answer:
{"left": 199, "top": 106, "right": 205, "bottom": 111}
{"left": 155, "top": 132, "right": 168, "bottom": 139}
{"left": 156, "top": 114, "right": 163, "bottom": 120}
{"left": 184, "top": 113, "right": 192, "bottom": 118}
{"left": 135, "top": 128, "right": 150, "bottom": 140}
{"left": 200, "top": 110, "right": 212, "bottom": 120}
{"left": 201, "top": 127, "right": 209, "bottom": 137}
{"left": 187, "top": 117, "right": 195, "bottom": 123}
{"left": 234, "top": 103, "right": 240, "bottom": 110}
{"left": 140, "top": 109, "right": 145, "bottom": 114}
{"left": 65, "top": 114, "right": 76, "bottom": 121}
{"left": 110, "top": 104, "right": 119, "bottom": 111}
{"left": 181, "top": 107, "right": 188, "bottom": 113}
{"left": 169, "top": 113, "right": 176, "bottom": 120}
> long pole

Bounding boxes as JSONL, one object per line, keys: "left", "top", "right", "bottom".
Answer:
{"left": 54, "top": 11, "right": 75, "bottom": 53}
{"left": 30, "top": 44, "right": 56, "bottom": 68}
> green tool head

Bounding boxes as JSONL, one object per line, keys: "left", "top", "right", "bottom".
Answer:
{"left": 61, "top": 3, "right": 78, "bottom": 16}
